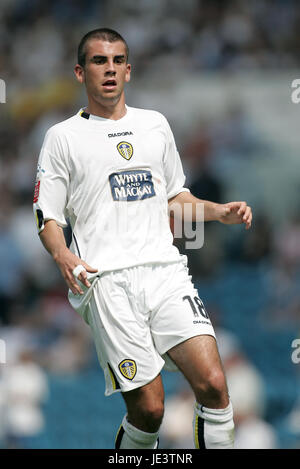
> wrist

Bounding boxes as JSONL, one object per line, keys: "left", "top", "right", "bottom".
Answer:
{"left": 53, "top": 245, "right": 68, "bottom": 263}
{"left": 205, "top": 202, "right": 221, "bottom": 221}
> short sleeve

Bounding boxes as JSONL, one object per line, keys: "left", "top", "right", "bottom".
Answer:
{"left": 161, "top": 116, "right": 190, "bottom": 200}
{"left": 33, "top": 128, "right": 70, "bottom": 233}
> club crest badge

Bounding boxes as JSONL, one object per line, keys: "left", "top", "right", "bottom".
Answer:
{"left": 118, "top": 359, "right": 137, "bottom": 380}
{"left": 117, "top": 141, "right": 133, "bottom": 160}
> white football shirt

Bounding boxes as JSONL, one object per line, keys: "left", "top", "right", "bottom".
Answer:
{"left": 33, "top": 105, "right": 189, "bottom": 273}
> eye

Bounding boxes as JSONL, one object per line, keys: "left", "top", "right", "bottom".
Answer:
{"left": 115, "top": 57, "right": 125, "bottom": 64}
{"left": 93, "top": 58, "right": 106, "bottom": 65}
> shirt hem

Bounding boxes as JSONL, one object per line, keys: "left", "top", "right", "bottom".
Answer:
{"left": 96, "top": 256, "right": 187, "bottom": 276}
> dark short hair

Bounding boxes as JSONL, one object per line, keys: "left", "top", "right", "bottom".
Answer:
{"left": 77, "top": 28, "right": 129, "bottom": 67}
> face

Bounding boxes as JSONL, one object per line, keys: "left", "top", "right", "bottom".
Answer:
{"left": 74, "top": 39, "right": 131, "bottom": 106}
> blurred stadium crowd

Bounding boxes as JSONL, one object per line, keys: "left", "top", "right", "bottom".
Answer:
{"left": 0, "top": 0, "right": 300, "bottom": 449}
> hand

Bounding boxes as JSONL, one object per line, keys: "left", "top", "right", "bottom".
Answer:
{"left": 217, "top": 201, "right": 252, "bottom": 229}
{"left": 54, "top": 246, "right": 98, "bottom": 295}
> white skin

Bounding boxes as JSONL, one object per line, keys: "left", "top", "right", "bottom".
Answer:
{"left": 74, "top": 39, "right": 131, "bottom": 120}
{"left": 39, "top": 38, "right": 252, "bottom": 434}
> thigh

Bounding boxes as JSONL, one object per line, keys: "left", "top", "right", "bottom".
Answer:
{"left": 168, "top": 334, "right": 224, "bottom": 382}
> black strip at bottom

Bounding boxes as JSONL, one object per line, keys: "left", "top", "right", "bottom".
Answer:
{"left": 115, "top": 426, "right": 125, "bottom": 449}
{"left": 197, "top": 416, "right": 206, "bottom": 449}
{"left": 107, "top": 363, "right": 121, "bottom": 390}
{"left": 72, "top": 233, "right": 81, "bottom": 258}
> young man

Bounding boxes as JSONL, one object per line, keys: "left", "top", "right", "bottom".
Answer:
{"left": 33, "top": 28, "right": 252, "bottom": 449}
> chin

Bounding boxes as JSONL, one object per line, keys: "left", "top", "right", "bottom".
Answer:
{"left": 103, "top": 92, "right": 122, "bottom": 102}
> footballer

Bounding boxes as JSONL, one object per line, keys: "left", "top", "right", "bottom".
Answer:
{"left": 33, "top": 28, "right": 252, "bottom": 449}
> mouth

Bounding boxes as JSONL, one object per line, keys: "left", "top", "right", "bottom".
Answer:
{"left": 102, "top": 79, "right": 117, "bottom": 90}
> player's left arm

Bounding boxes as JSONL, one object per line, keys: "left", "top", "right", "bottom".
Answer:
{"left": 168, "top": 191, "right": 252, "bottom": 230}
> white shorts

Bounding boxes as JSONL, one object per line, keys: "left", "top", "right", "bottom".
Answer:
{"left": 70, "top": 258, "right": 215, "bottom": 396}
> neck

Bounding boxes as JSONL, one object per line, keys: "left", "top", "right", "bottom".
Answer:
{"left": 86, "top": 93, "right": 127, "bottom": 120}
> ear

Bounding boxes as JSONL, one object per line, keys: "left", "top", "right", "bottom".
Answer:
{"left": 125, "top": 63, "right": 131, "bottom": 83}
{"left": 74, "top": 64, "right": 85, "bottom": 84}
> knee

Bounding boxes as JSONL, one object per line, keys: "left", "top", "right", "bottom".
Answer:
{"left": 129, "top": 400, "right": 164, "bottom": 433}
{"left": 194, "top": 370, "right": 228, "bottom": 405}
{"left": 140, "top": 401, "right": 165, "bottom": 429}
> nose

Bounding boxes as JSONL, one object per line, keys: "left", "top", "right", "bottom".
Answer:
{"left": 105, "top": 58, "right": 116, "bottom": 76}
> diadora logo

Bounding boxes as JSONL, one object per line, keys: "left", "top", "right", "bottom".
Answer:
{"left": 109, "top": 169, "right": 156, "bottom": 201}
{"left": 108, "top": 131, "right": 133, "bottom": 138}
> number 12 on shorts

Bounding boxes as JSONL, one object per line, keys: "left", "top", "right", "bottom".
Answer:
{"left": 183, "top": 295, "right": 210, "bottom": 320}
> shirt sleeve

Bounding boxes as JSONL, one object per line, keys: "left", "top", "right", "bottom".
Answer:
{"left": 161, "top": 115, "right": 190, "bottom": 200}
{"left": 33, "top": 127, "right": 70, "bottom": 234}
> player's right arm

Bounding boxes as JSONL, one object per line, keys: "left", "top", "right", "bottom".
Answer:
{"left": 33, "top": 127, "right": 97, "bottom": 295}
{"left": 39, "top": 219, "right": 97, "bottom": 295}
